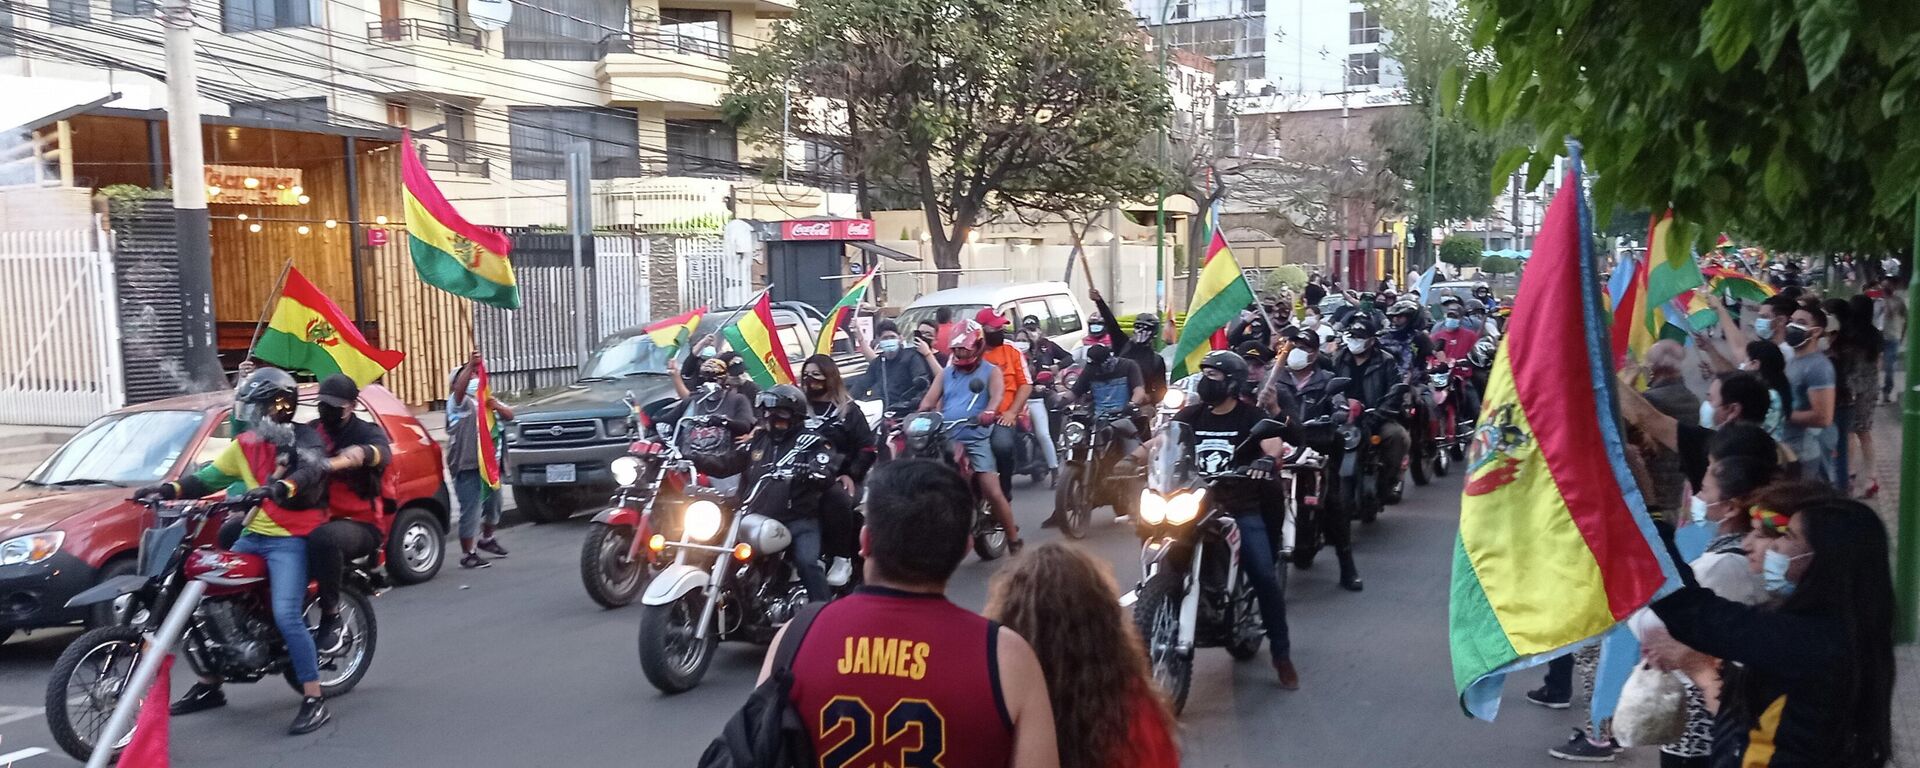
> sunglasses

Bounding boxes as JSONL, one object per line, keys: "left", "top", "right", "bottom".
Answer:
{"left": 803, "top": 372, "right": 829, "bottom": 382}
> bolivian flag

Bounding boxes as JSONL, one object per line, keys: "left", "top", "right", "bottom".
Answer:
{"left": 643, "top": 307, "right": 708, "bottom": 350}
{"left": 1701, "top": 265, "right": 1776, "bottom": 301}
{"left": 816, "top": 271, "right": 876, "bottom": 356}
{"left": 254, "top": 267, "right": 405, "bottom": 386}
{"left": 401, "top": 130, "right": 519, "bottom": 309}
{"left": 1450, "top": 154, "right": 1679, "bottom": 721}
{"left": 722, "top": 293, "right": 793, "bottom": 387}
{"left": 473, "top": 356, "right": 502, "bottom": 494}
{"left": 1170, "top": 203, "right": 1253, "bottom": 379}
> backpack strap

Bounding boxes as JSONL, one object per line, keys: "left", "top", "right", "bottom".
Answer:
{"left": 773, "top": 602, "right": 827, "bottom": 676}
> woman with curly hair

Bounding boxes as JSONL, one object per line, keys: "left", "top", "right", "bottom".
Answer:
{"left": 987, "top": 542, "right": 1178, "bottom": 768}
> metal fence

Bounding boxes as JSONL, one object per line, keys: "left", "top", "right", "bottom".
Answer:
{"left": 595, "top": 235, "right": 652, "bottom": 338}
{"left": 676, "top": 235, "right": 748, "bottom": 310}
{"left": 0, "top": 225, "right": 125, "bottom": 426}
{"left": 474, "top": 232, "right": 656, "bottom": 394}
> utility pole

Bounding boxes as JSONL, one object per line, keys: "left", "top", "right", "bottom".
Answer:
{"left": 1897, "top": 195, "right": 1920, "bottom": 643}
{"left": 566, "top": 143, "right": 592, "bottom": 361}
{"left": 160, "top": 0, "right": 222, "bottom": 391}
{"left": 1153, "top": 0, "right": 1173, "bottom": 321}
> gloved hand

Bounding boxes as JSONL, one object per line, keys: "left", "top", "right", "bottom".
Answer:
{"left": 237, "top": 484, "right": 277, "bottom": 505}
{"left": 132, "top": 484, "right": 176, "bottom": 502}
{"left": 1247, "top": 456, "right": 1278, "bottom": 481}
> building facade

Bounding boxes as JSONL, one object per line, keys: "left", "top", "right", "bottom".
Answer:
{"left": 1133, "top": 0, "right": 1403, "bottom": 99}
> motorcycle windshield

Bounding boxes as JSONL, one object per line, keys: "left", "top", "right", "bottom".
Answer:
{"left": 1147, "top": 421, "right": 1194, "bottom": 495}
{"left": 137, "top": 519, "right": 187, "bottom": 578}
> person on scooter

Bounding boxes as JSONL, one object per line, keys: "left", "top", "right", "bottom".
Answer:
{"left": 853, "top": 319, "right": 938, "bottom": 417}
{"left": 1429, "top": 304, "right": 1483, "bottom": 423}
{"left": 1332, "top": 318, "right": 1411, "bottom": 502}
{"left": 1089, "top": 288, "right": 1169, "bottom": 404}
{"left": 133, "top": 367, "right": 335, "bottom": 735}
{"left": 1268, "top": 330, "right": 1363, "bottom": 591}
{"left": 709, "top": 384, "right": 844, "bottom": 601}
{"left": 918, "top": 322, "right": 1025, "bottom": 553}
{"left": 801, "top": 354, "right": 874, "bottom": 585}
{"left": 977, "top": 308, "right": 1045, "bottom": 489}
{"left": 306, "top": 374, "right": 390, "bottom": 654}
{"left": 1170, "top": 350, "right": 1299, "bottom": 689}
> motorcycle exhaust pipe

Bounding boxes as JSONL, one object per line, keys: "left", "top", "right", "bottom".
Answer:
{"left": 86, "top": 580, "right": 207, "bottom": 768}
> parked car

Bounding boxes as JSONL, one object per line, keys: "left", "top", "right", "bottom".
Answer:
{"left": 0, "top": 385, "right": 450, "bottom": 645}
{"left": 899, "top": 282, "right": 1090, "bottom": 350}
{"left": 504, "top": 300, "right": 873, "bottom": 524}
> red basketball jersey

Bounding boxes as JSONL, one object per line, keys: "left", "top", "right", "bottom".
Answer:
{"left": 789, "top": 587, "right": 1014, "bottom": 768}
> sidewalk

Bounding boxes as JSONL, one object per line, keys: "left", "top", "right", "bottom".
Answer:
{"left": 1862, "top": 396, "right": 1918, "bottom": 767}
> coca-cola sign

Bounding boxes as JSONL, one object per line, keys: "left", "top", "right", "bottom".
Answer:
{"left": 776, "top": 218, "right": 876, "bottom": 241}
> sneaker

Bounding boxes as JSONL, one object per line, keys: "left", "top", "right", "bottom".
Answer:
{"left": 1007, "top": 537, "right": 1026, "bottom": 555}
{"left": 1274, "top": 658, "right": 1300, "bottom": 690}
{"left": 826, "top": 557, "right": 854, "bottom": 587}
{"left": 460, "top": 553, "right": 491, "bottom": 569}
{"left": 169, "top": 682, "right": 226, "bottom": 716}
{"left": 314, "top": 611, "right": 344, "bottom": 654}
{"left": 1548, "top": 730, "right": 1617, "bottom": 762}
{"left": 476, "top": 537, "right": 509, "bottom": 557}
{"left": 1526, "top": 684, "right": 1572, "bottom": 710}
{"left": 288, "top": 696, "right": 331, "bottom": 735}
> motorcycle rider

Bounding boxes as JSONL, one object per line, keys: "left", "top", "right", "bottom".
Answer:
{"left": 1463, "top": 298, "right": 1500, "bottom": 339}
{"left": 306, "top": 374, "right": 391, "bottom": 654}
{"left": 1169, "top": 351, "right": 1299, "bottom": 689}
{"left": 1089, "top": 288, "right": 1169, "bottom": 404}
{"left": 917, "top": 322, "right": 1025, "bottom": 553}
{"left": 1018, "top": 314, "right": 1072, "bottom": 376}
{"left": 976, "top": 308, "right": 1045, "bottom": 491}
{"left": 1043, "top": 341, "right": 1146, "bottom": 530}
{"left": 134, "top": 368, "right": 334, "bottom": 734}
{"left": 1268, "top": 330, "right": 1363, "bottom": 591}
{"left": 1473, "top": 282, "right": 1500, "bottom": 312}
{"left": 853, "top": 319, "right": 938, "bottom": 416}
{"left": 710, "top": 384, "right": 844, "bottom": 601}
{"left": 1331, "top": 318, "right": 1411, "bottom": 502}
{"left": 1017, "top": 314, "right": 1069, "bottom": 482}
{"left": 1429, "top": 303, "right": 1483, "bottom": 425}
{"left": 800, "top": 355, "right": 875, "bottom": 585}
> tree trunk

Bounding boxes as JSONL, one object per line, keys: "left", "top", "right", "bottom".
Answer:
{"left": 933, "top": 238, "right": 965, "bottom": 290}
{"left": 1410, "top": 218, "right": 1432, "bottom": 273}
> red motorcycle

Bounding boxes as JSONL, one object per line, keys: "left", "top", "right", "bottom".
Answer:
{"left": 581, "top": 394, "right": 721, "bottom": 608}
{"left": 897, "top": 380, "right": 1010, "bottom": 559}
{"left": 47, "top": 499, "right": 378, "bottom": 761}
{"left": 1422, "top": 358, "right": 1476, "bottom": 478}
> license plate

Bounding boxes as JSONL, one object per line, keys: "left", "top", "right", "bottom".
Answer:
{"left": 545, "top": 463, "right": 576, "bottom": 483}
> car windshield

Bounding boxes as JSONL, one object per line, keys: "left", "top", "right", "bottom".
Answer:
{"left": 26, "top": 410, "right": 208, "bottom": 487}
{"left": 897, "top": 304, "right": 987, "bottom": 335}
{"left": 579, "top": 335, "right": 675, "bottom": 380}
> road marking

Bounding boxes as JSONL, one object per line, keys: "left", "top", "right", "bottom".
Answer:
{"left": 0, "top": 747, "right": 48, "bottom": 763}
{"left": 0, "top": 708, "right": 42, "bottom": 728}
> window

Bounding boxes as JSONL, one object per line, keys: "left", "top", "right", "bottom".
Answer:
{"left": 1217, "top": 58, "right": 1264, "bottom": 82}
{"left": 222, "top": 0, "right": 314, "bottom": 31}
{"left": 657, "top": 8, "right": 732, "bottom": 59}
{"left": 1015, "top": 299, "right": 1052, "bottom": 334}
{"left": 665, "top": 119, "right": 737, "bottom": 177}
{"left": 1243, "top": 0, "right": 1263, "bottom": 11}
{"left": 112, "top": 0, "right": 150, "bottom": 18}
{"left": 0, "top": 6, "right": 14, "bottom": 57}
{"left": 386, "top": 101, "right": 411, "bottom": 127}
{"left": 1159, "top": 17, "right": 1264, "bottom": 60}
{"left": 507, "top": 106, "right": 642, "bottom": 180}
{"left": 50, "top": 0, "right": 92, "bottom": 25}
{"left": 231, "top": 97, "right": 328, "bottom": 123}
{"left": 1348, "top": 10, "right": 1381, "bottom": 45}
{"left": 799, "top": 138, "right": 849, "bottom": 192}
{"left": 1345, "top": 52, "right": 1381, "bottom": 86}
{"left": 504, "top": 0, "right": 622, "bottom": 60}
{"left": 443, "top": 104, "right": 472, "bottom": 162}
{"left": 1047, "top": 295, "right": 1083, "bottom": 334}
{"left": 1169, "top": 0, "right": 1188, "bottom": 20}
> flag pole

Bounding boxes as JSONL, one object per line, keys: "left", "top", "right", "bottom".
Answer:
{"left": 244, "top": 258, "right": 296, "bottom": 363}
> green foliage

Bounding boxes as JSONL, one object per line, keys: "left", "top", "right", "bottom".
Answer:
{"left": 1262, "top": 265, "right": 1308, "bottom": 296}
{"left": 726, "top": 0, "right": 1171, "bottom": 282}
{"left": 1478, "top": 255, "right": 1519, "bottom": 274}
{"left": 1439, "top": 237, "right": 1483, "bottom": 267}
{"left": 97, "top": 184, "right": 165, "bottom": 219}
{"left": 1462, "top": 0, "right": 1920, "bottom": 252}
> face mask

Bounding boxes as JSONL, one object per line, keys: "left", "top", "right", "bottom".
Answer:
{"left": 984, "top": 330, "right": 1005, "bottom": 346}
{"left": 1286, "top": 348, "right": 1311, "bottom": 371}
{"left": 1753, "top": 317, "right": 1775, "bottom": 338}
{"left": 1302, "top": 315, "right": 1319, "bottom": 329}
{"left": 1784, "top": 324, "right": 1812, "bottom": 348}
{"left": 1762, "top": 549, "right": 1809, "bottom": 597}
{"left": 728, "top": 363, "right": 746, "bottom": 377}
{"left": 804, "top": 380, "right": 828, "bottom": 395}
{"left": 1698, "top": 400, "right": 1718, "bottom": 428}
{"left": 1196, "top": 376, "right": 1231, "bottom": 405}
{"left": 698, "top": 347, "right": 718, "bottom": 359}
{"left": 1344, "top": 337, "right": 1369, "bottom": 354}
{"left": 1086, "top": 345, "right": 1112, "bottom": 365}
{"left": 1442, "top": 318, "right": 1461, "bottom": 331}
{"left": 1689, "top": 496, "right": 1711, "bottom": 525}
{"left": 1135, "top": 328, "right": 1155, "bottom": 342}
{"left": 1011, "top": 341, "right": 1030, "bottom": 353}
{"left": 318, "top": 403, "right": 348, "bottom": 428}
{"left": 877, "top": 338, "right": 901, "bottom": 354}
{"left": 1088, "top": 324, "right": 1105, "bottom": 335}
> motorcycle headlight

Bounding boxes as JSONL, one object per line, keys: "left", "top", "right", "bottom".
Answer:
{"left": 1428, "top": 373, "right": 1450, "bottom": 388}
{"left": 610, "top": 456, "right": 642, "bottom": 486}
{"left": 1137, "top": 490, "right": 1167, "bottom": 525}
{"left": 1062, "top": 421, "right": 1089, "bottom": 446}
{"left": 683, "top": 500, "right": 723, "bottom": 542}
{"left": 1160, "top": 389, "right": 1186, "bottom": 410}
{"left": 1166, "top": 490, "right": 1205, "bottom": 526}
{"left": 0, "top": 531, "right": 64, "bottom": 567}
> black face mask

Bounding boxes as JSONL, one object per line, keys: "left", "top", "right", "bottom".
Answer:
{"left": 984, "top": 330, "right": 1005, "bottom": 346}
{"left": 1086, "top": 344, "right": 1112, "bottom": 366}
{"left": 317, "top": 403, "right": 348, "bottom": 429}
{"left": 804, "top": 380, "right": 828, "bottom": 396}
{"left": 1784, "top": 324, "right": 1813, "bottom": 348}
{"left": 727, "top": 362, "right": 746, "bottom": 377}
{"left": 1196, "top": 377, "right": 1232, "bottom": 405}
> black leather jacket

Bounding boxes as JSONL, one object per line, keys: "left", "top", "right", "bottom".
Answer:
{"left": 1331, "top": 349, "right": 1401, "bottom": 411}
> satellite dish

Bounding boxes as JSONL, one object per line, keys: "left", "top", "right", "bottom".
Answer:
{"left": 468, "top": 0, "right": 511, "bottom": 31}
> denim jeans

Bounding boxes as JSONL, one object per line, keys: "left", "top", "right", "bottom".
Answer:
{"left": 231, "top": 533, "right": 319, "bottom": 684}
{"left": 453, "top": 469, "right": 502, "bottom": 541}
{"left": 1026, "top": 399, "right": 1058, "bottom": 469}
{"left": 1884, "top": 338, "right": 1902, "bottom": 398}
{"left": 1830, "top": 406, "right": 1852, "bottom": 489}
{"left": 1228, "top": 510, "right": 1291, "bottom": 660}
{"left": 786, "top": 517, "right": 831, "bottom": 602}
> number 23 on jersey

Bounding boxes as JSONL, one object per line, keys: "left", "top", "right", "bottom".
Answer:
{"left": 818, "top": 696, "right": 946, "bottom": 768}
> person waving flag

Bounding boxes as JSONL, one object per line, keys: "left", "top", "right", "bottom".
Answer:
{"left": 816, "top": 271, "right": 877, "bottom": 356}
{"left": 1170, "top": 202, "right": 1254, "bottom": 379}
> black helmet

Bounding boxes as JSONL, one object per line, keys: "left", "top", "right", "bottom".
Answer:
{"left": 1197, "top": 350, "right": 1250, "bottom": 390}
{"left": 1464, "top": 298, "right": 1487, "bottom": 315}
{"left": 1132, "top": 313, "right": 1161, "bottom": 333}
{"left": 1386, "top": 300, "right": 1421, "bottom": 319}
{"left": 234, "top": 367, "right": 299, "bottom": 425}
{"left": 1469, "top": 338, "right": 1497, "bottom": 368}
{"left": 755, "top": 384, "right": 806, "bottom": 420}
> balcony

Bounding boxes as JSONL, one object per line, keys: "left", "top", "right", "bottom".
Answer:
{"left": 418, "top": 149, "right": 491, "bottom": 179}
{"left": 367, "top": 19, "right": 485, "bottom": 50}
{"left": 594, "top": 14, "right": 738, "bottom": 107}
{"left": 363, "top": 18, "right": 493, "bottom": 99}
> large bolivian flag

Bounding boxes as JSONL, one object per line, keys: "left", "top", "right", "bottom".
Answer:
{"left": 254, "top": 267, "right": 405, "bottom": 386}
{"left": 401, "top": 130, "right": 519, "bottom": 309}
{"left": 722, "top": 293, "right": 794, "bottom": 387}
{"left": 1449, "top": 152, "right": 1679, "bottom": 720}
{"left": 1170, "top": 202, "right": 1254, "bottom": 379}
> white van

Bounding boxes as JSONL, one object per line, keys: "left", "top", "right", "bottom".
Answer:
{"left": 899, "top": 282, "right": 1090, "bottom": 349}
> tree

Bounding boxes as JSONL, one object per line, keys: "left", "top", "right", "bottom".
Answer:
{"left": 1262, "top": 264, "right": 1309, "bottom": 296}
{"left": 1463, "top": 0, "right": 1920, "bottom": 252}
{"left": 1439, "top": 236, "right": 1483, "bottom": 268}
{"left": 1478, "top": 255, "right": 1519, "bottom": 274}
{"left": 726, "top": 0, "right": 1172, "bottom": 288}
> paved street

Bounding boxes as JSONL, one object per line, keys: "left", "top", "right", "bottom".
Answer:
{"left": 0, "top": 469, "right": 1664, "bottom": 768}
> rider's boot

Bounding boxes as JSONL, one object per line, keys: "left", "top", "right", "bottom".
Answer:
{"left": 1274, "top": 655, "right": 1300, "bottom": 690}
{"left": 315, "top": 609, "right": 344, "bottom": 654}
{"left": 170, "top": 681, "right": 226, "bottom": 715}
{"left": 1337, "top": 548, "right": 1364, "bottom": 592}
{"left": 289, "top": 696, "right": 331, "bottom": 735}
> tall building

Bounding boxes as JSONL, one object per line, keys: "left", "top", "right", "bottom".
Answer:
{"left": 1134, "top": 0, "right": 1402, "bottom": 98}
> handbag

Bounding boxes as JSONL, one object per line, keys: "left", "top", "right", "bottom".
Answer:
{"left": 1612, "top": 661, "right": 1689, "bottom": 747}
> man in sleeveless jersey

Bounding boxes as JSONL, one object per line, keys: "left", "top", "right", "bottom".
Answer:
{"left": 759, "top": 459, "right": 1058, "bottom": 768}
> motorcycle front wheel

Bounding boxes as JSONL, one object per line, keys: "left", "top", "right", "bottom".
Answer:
{"left": 972, "top": 499, "right": 1009, "bottom": 560}
{"left": 1054, "top": 464, "right": 1090, "bottom": 540}
{"left": 288, "top": 586, "right": 377, "bottom": 696}
{"left": 1225, "top": 575, "right": 1265, "bottom": 660}
{"left": 638, "top": 592, "right": 716, "bottom": 694}
{"left": 46, "top": 624, "right": 143, "bottom": 761}
{"left": 581, "top": 522, "right": 648, "bottom": 608}
{"left": 1131, "top": 573, "right": 1193, "bottom": 715}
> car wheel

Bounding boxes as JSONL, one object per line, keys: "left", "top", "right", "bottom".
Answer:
{"left": 387, "top": 506, "right": 445, "bottom": 585}
{"left": 513, "top": 485, "right": 576, "bottom": 524}
{"left": 85, "top": 558, "right": 145, "bottom": 629}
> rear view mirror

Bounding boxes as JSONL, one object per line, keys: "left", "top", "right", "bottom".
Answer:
{"left": 1325, "top": 377, "right": 1351, "bottom": 396}
{"left": 1248, "top": 418, "right": 1288, "bottom": 442}
{"left": 968, "top": 379, "right": 986, "bottom": 394}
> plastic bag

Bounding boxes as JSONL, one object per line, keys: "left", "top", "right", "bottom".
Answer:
{"left": 1612, "top": 661, "right": 1688, "bottom": 747}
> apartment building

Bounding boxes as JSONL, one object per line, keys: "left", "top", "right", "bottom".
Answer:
{"left": 0, "top": 0, "right": 850, "bottom": 228}
{"left": 1133, "top": 0, "right": 1403, "bottom": 98}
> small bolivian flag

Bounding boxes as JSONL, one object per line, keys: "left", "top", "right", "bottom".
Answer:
{"left": 254, "top": 268, "right": 405, "bottom": 386}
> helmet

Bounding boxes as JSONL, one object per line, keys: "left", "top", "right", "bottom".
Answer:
{"left": 1132, "top": 313, "right": 1161, "bottom": 334}
{"left": 234, "top": 367, "right": 299, "bottom": 426}
{"left": 1197, "top": 350, "right": 1250, "bottom": 391}
{"left": 1386, "top": 300, "right": 1421, "bottom": 319}
{"left": 1473, "top": 282, "right": 1492, "bottom": 295}
{"left": 947, "top": 319, "right": 983, "bottom": 352}
{"left": 754, "top": 384, "right": 807, "bottom": 424}
{"left": 1469, "top": 338, "right": 1497, "bottom": 368}
{"left": 699, "top": 357, "right": 729, "bottom": 381}
{"left": 1464, "top": 298, "right": 1487, "bottom": 315}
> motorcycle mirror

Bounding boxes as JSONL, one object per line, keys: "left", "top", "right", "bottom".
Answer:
{"left": 1248, "top": 418, "right": 1288, "bottom": 442}
{"left": 968, "top": 379, "right": 986, "bottom": 394}
{"left": 1326, "top": 377, "right": 1351, "bottom": 396}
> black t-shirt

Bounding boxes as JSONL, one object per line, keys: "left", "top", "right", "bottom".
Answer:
{"left": 1676, "top": 423, "right": 1711, "bottom": 491}
{"left": 1173, "top": 402, "right": 1265, "bottom": 476}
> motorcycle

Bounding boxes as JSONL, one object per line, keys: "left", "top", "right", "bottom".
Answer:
{"left": 896, "top": 379, "right": 1010, "bottom": 560}
{"left": 1277, "top": 378, "right": 1351, "bottom": 573}
{"left": 580, "top": 393, "right": 698, "bottom": 609}
{"left": 1421, "top": 360, "right": 1475, "bottom": 479}
{"left": 636, "top": 417, "right": 854, "bottom": 693}
{"left": 1051, "top": 403, "right": 1143, "bottom": 538}
{"left": 1126, "top": 417, "right": 1287, "bottom": 714}
{"left": 46, "top": 499, "right": 378, "bottom": 761}
{"left": 1340, "top": 383, "right": 1409, "bottom": 525}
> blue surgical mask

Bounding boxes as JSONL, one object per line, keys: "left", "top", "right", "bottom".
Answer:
{"left": 1698, "top": 400, "right": 1717, "bottom": 428}
{"left": 1762, "top": 549, "right": 1808, "bottom": 597}
{"left": 1442, "top": 318, "right": 1461, "bottom": 331}
{"left": 1753, "top": 317, "right": 1775, "bottom": 338}
{"left": 877, "top": 338, "right": 901, "bottom": 354}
